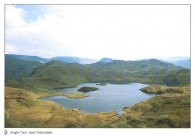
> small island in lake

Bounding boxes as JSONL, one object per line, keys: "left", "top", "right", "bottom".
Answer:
{"left": 63, "top": 93, "right": 89, "bottom": 99}
{"left": 96, "top": 83, "right": 107, "bottom": 86}
{"left": 78, "top": 87, "right": 99, "bottom": 92}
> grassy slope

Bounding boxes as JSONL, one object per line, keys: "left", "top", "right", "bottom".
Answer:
{"left": 105, "top": 85, "right": 190, "bottom": 128}
{"left": 6, "top": 60, "right": 89, "bottom": 91}
{"left": 5, "top": 86, "right": 190, "bottom": 128}
{"left": 140, "top": 85, "right": 186, "bottom": 94}
{"left": 5, "top": 58, "right": 191, "bottom": 128}
{"left": 5, "top": 59, "right": 190, "bottom": 91}
{"left": 5, "top": 57, "right": 44, "bottom": 81}
{"left": 5, "top": 87, "right": 118, "bottom": 128}
{"left": 101, "top": 59, "right": 190, "bottom": 85}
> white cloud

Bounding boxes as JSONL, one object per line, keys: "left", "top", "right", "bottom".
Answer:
{"left": 5, "top": 5, "right": 26, "bottom": 28}
{"left": 5, "top": 44, "right": 18, "bottom": 54}
{"left": 5, "top": 5, "right": 190, "bottom": 60}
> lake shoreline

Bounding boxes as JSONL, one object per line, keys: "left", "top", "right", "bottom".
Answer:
{"left": 41, "top": 83, "right": 155, "bottom": 115}
{"left": 5, "top": 85, "right": 190, "bottom": 128}
{"left": 38, "top": 92, "right": 89, "bottom": 99}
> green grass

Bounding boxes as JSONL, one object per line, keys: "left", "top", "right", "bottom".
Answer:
{"left": 5, "top": 57, "right": 44, "bottom": 81}
{"left": 5, "top": 87, "right": 119, "bottom": 128}
{"left": 5, "top": 57, "right": 191, "bottom": 128}
{"left": 140, "top": 85, "right": 185, "bottom": 94}
{"left": 107, "top": 86, "right": 190, "bottom": 128}
{"left": 6, "top": 59, "right": 190, "bottom": 91}
{"left": 5, "top": 85, "right": 190, "bottom": 128}
{"left": 39, "top": 92, "right": 89, "bottom": 99}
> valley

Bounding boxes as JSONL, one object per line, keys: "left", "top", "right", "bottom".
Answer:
{"left": 4, "top": 54, "right": 191, "bottom": 128}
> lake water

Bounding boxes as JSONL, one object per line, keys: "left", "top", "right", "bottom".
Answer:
{"left": 41, "top": 83, "right": 155, "bottom": 115}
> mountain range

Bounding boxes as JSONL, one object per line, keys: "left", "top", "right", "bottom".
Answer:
{"left": 5, "top": 54, "right": 190, "bottom": 91}
{"left": 137, "top": 56, "right": 190, "bottom": 69}
{"left": 6, "top": 54, "right": 190, "bottom": 69}
{"left": 165, "top": 59, "right": 190, "bottom": 69}
{"left": 5, "top": 54, "right": 98, "bottom": 64}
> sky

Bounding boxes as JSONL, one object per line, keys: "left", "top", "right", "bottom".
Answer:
{"left": 5, "top": 5, "right": 190, "bottom": 60}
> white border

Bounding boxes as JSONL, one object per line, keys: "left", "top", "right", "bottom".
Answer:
{"left": 1, "top": 0, "right": 194, "bottom": 136}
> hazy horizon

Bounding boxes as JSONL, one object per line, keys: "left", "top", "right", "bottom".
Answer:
{"left": 5, "top": 53, "right": 190, "bottom": 62}
{"left": 5, "top": 5, "right": 190, "bottom": 60}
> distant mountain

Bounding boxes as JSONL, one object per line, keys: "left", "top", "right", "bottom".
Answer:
{"left": 167, "top": 59, "right": 190, "bottom": 69}
{"left": 5, "top": 54, "right": 49, "bottom": 63}
{"left": 5, "top": 54, "right": 99, "bottom": 64}
{"left": 136, "top": 56, "right": 191, "bottom": 69}
{"left": 50, "top": 56, "right": 98, "bottom": 64}
{"left": 99, "top": 58, "right": 113, "bottom": 63}
{"left": 6, "top": 58, "right": 190, "bottom": 90}
{"left": 159, "top": 56, "right": 190, "bottom": 62}
{"left": 158, "top": 57, "right": 190, "bottom": 69}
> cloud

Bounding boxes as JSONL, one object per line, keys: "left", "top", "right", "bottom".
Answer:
{"left": 5, "top": 44, "right": 18, "bottom": 54}
{"left": 5, "top": 5, "right": 64, "bottom": 57}
{"left": 5, "top": 5, "right": 26, "bottom": 28}
{"left": 5, "top": 5, "right": 190, "bottom": 60}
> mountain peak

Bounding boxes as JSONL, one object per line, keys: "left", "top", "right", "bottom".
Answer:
{"left": 46, "top": 60, "right": 66, "bottom": 66}
{"left": 99, "top": 57, "right": 113, "bottom": 63}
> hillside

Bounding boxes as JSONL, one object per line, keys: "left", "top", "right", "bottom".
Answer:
{"left": 6, "top": 54, "right": 98, "bottom": 64}
{"left": 5, "top": 85, "right": 190, "bottom": 128}
{"left": 99, "top": 57, "right": 113, "bottom": 63}
{"left": 6, "top": 59, "right": 105, "bottom": 90}
{"left": 5, "top": 55, "right": 191, "bottom": 128}
{"left": 90, "top": 59, "right": 189, "bottom": 85}
{"left": 5, "top": 87, "right": 118, "bottom": 128}
{"left": 137, "top": 57, "right": 190, "bottom": 69}
{"left": 5, "top": 58, "right": 190, "bottom": 91}
{"left": 5, "top": 56, "right": 44, "bottom": 82}
{"left": 6, "top": 60, "right": 88, "bottom": 90}
{"left": 118, "top": 86, "right": 190, "bottom": 128}
{"left": 5, "top": 54, "right": 49, "bottom": 63}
